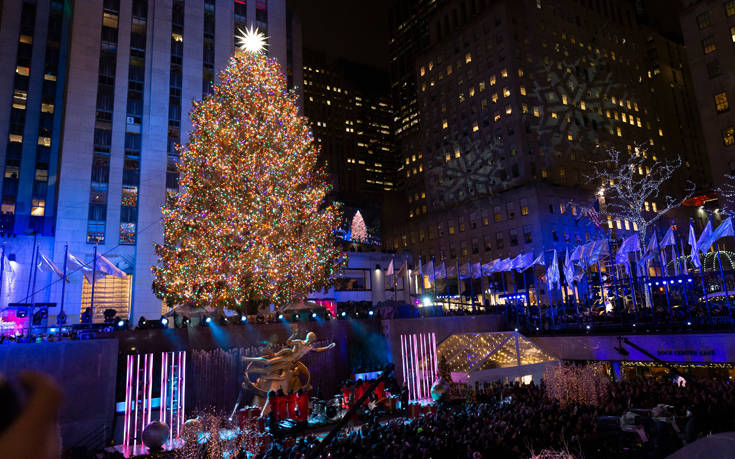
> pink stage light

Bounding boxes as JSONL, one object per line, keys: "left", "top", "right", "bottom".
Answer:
{"left": 400, "top": 333, "right": 439, "bottom": 402}
{"left": 123, "top": 351, "right": 187, "bottom": 450}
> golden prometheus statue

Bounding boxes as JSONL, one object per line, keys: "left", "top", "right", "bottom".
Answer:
{"left": 242, "top": 331, "right": 335, "bottom": 401}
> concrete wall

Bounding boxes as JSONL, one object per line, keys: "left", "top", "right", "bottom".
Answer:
{"left": 530, "top": 333, "right": 735, "bottom": 364}
{"left": 0, "top": 339, "right": 119, "bottom": 448}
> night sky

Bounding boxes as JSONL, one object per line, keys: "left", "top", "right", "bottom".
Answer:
{"left": 287, "top": 0, "right": 392, "bottom": 69}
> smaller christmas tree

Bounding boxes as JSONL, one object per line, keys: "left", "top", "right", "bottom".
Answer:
{"left": 350, "top": 210, "right": 368, "bottom": 243}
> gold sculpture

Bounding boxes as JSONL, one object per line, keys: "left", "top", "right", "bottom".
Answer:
{"left": 242, "top": 332, "right": 335, "bottom": 401}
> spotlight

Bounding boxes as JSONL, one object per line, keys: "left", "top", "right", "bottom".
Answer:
{"left": 295, "top": 314, "right": 300, "bottom": 319}
{"left": 687, "top": 321, "right": 692, "bottom": 326}
{"left": 312, "top": 312, "right": 317, "bottom": 318}
{"left": 355, "top": 312, "right": 359, "bottom": 317}
{"left": 341, "top": 311, "right": 346, "bottom": 317}
{"left": 586, "top": 325, "right": 591, "bottom": 330}
{"left": 687, "top": 278, "right": 693, "bottom": 283}
{"left": 278, "top": 314, "right": 284, "bottom": 319}
{"left": 368, "top": 310, "right": 374, "bottom": 316}
{"left": 241, "top": 315, "right": 247, "bottom": 323}
{"left": 117, "top": 319, "right": 125, "bottom": 328}
{"left": 422, "top": 297, "right": 432, "bottom": 306}
{"left": 205, "top": 316, "right": 212, "bottom": 324}
{"left": 633, "top": 323, "right": 637, "bottom": 328}
{"left": 161, "top": 317, "right": 169, "bottom": 327}
{"left": 182, "top": 316, "right": 191, "bottom": 327}
{"left": 48, "top": 327, "right": 58, "bottom": 334}
{"left": 678, "top": 279, "right": 683, "bottom": 284}
{"left": 514, "top": 328, "right": 518, "bottom": 332}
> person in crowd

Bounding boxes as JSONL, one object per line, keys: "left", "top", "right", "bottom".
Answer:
{"left": 295, "top": 388, "right": 309, "bottom": 425}
{"left": 286, "top": 389, "right": 297, "bottom": 420}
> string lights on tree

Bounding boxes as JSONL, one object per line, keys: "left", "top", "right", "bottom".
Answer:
{"left": 152, "top": 49, "right": 343, "bottom": 311}
{"left": 350, "top": 210, "right": 368, "bottom": 243}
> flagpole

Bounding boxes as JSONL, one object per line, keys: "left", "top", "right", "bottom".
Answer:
{"left": 468, "top": 261, "right": 475, "bottom": 312}
{"left": 626, "top": 247, "right": 639, "bottom": 322}
{"left": 671, "top": 223, "right": 690, "bottom": 322}
{"left": 431, "top": 256, "right": 437, "bottom": 303}
{"left": 481, "top": 267, "right": 487, "bottom": 310}
{"left": 607, "top": 234, "right": 620, "bottom": 317}
{"left": 26, "top": 238, "right": 37, "bottom": 302}
{"left": 444, "top": 261, "right": 450, "bottom": 304}
{"left": 30, "top": 245, "right": 39, "bottom": 305}
{"left": 60, "top": 243, "right": 68, "bottom": 320}
{"left": 90, "top": 244, "right": 98, "bottom": 326}
{"left": 657, "top": 241, "right": 672, "bottom": 319}
{"left": 711, "top": 214, "right": 734, "bottom": 327}
{"left": 522, "top": 266, "right": 529, "bottom": 329}
{"left": 596, "top": 260, "right": 605, "bottom": 315}
{"left": 455, "top": 258, "right": 461, "bottom": 310}
{"left": 692, "top": 218, "right": 711, "bottom": 324}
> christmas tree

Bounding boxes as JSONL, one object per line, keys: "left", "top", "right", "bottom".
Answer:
{"left": 350, "top": 210, "right": 368, "bottom": 243}
{"left": 152, "top": 50, "right": 342, "bottom": 311}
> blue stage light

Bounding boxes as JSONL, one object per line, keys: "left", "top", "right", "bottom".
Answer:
{"left": 205, "top": 317, "right": 212, "bottom": 323}
{"left": 117, "top": 320, "right": 125, "bottom": 327}
{"left": 49, "top": 327, "right": 58, "bottom": 333}
{"left": 312, "top": 312, "right": 317, "bottom": 318}
{"left": 278, "top": 314, "right": 284, "bottom": 319}
{"left": 368, "top": 310, "right": 374, "bottom": 316}
{"left": 241, "top": 315, "right": 247, "bottom": 322}
{"left": 341, "top": 311, "right": 346, "bottom": 317}
{"left": 161, "top": 317, "right": 169, "bottom": 326}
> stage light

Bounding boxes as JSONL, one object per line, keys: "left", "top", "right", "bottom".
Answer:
{"left": 48, "top": 327, "right": 58, "bottom": 334}
{"left": 355, "top": 312, "right": 359, "bottom": 317}
{"left": 687, "top": 321, "right": 692, "bottom": 326}
{"left": 687, "top": 278, "right": 693, "bottom": 283}
{"left": 514, "top": 328, "right": 518, "bottom": 332}
{"left": 369, "top": 310, "right": 374, "bottom": 316}
{"left": 341, "top": 311, "right": 346, "bottom": 317}
{"left": 161, "top": 317, "right": 169, "bottom": 326}
{"left": 278, "top": 314, "right": 284, "bottom": 319}
{"left": 422, "top": 297, "right": 432, "bottom": 306}
{"left": 295, "top": 314, "right": 300, "bottom": 319}
{"left": 312, "top": 312, "right": 317, "bottom": 318}
{"left": 678, "top": 279, "right": 683, "bottom": 284}
{"left": 241, "top": 315, "right": 247, "bottom": 323}
{"left": 182, "top": 316, "right": 191, "bottom": 327}
{"left": 655, "top": 281, "right": 659, "bottom": 286}
{"left": 586, "top": 325, "right": 591, "bottom": 330}
{"left": 205, "top": 317, "right": 212, "bottom": 324}
{"left": 117, "top": 320, "right": 125, "bottom": 328}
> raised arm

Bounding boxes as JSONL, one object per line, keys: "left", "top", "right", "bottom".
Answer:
{"left": 313, "top": 342, "right": 336, "bottom": 353}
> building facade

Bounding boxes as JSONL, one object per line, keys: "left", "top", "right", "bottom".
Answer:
{"left": 302, "top": 50, "right": 394, "bottom": 240}
{"left": 0, "top": 0, "right": 302, "bottom": 324}
{"left": 385, "top": 0, "right": 706, "bottom": 283}
{"left": 680, "top": 0, "right": 735, "bottom": 188}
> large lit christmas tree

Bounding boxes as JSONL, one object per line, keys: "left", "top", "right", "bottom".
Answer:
{"left": 152, "top": 42, "right": 342, "bottom": 311}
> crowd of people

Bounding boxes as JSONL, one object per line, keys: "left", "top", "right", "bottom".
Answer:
{"left": 259, "top": 377, "right": 735, "bottom": 459}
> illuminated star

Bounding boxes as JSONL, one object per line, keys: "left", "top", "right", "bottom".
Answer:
{"left": 236, "top": 26, "right": 268, "bottom": 54}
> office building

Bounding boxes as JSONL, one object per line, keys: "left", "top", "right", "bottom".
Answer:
{"left": 386, "top": 0, "right": 706, "bottom": 278}
{"left": 680, "top": 0, "right": 735, "bottom": 188}
{"left": 303, "top": 50, "right": 394, "bottom": 241}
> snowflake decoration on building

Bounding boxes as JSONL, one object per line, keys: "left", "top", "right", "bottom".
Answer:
{"left": 236, "top": 26, "right": 268, "bottom": 54}
{"left": 434, "top": 137, "right": 506, "bottom": 208}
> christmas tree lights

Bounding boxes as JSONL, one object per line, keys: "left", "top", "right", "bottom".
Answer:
{"left": 152, "top": 52, "right": 342, "bottom": 310}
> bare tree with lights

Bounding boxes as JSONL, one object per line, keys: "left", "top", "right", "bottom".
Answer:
{"left": 717, "top": 174, "right": 735, "bottom": 215}
{"left": 587, "top": 145, "right": 694, "bottom": 243}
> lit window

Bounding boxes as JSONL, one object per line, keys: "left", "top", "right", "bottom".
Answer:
{"left": 442, "top": 120, "right": 448, "bottom": 129}
{"left": 447, "top": 65, "right": 452, "bottom": 75}
{"left": 652, "top": 202, "right": 658, "bottom": 212}
{"left": 19, "top": 34, "right": 32, "bottom": 44}
{"left": 15, "top": 66, "right": 29, "bottom": 76}
{"left": 445, "top": 153, "right": 451, "bottom": 162}
{"left": 472, "top": 122, "right": 479, "bottom": 132}
{"left": 490, "top": 75, "right": 496, "bottom": 86}
{"left": 520, "top": 86, "right": 526, "bottom": 96}
{"left": 533, "top": 106, "right": 540, "bottom": 117}
{"left": 723, "top": 126, "right": 735, "bottom": 146}
{"left": 492, "top": 93, "right": 498, "bottom": 103}
{"left": 731, "top": 26, "right": 735, "bottom": 43}
{"left": 465, "top": 52, "right": 472, "bottom": 63}
{"left": 727, "top": 0, "right": 735, "bottom": 16}
{"left": 37, "top": 137, "right": 51, "bottom": 147}
{"left": 454, "top": 146, "right": 461, "bottom": 158}
{"left": 469, "top": 87, "right": 475, "bottom": 97}
{"left": 479, "top": 82, "right": 485, "bottom": 91}
{"left": 715, "top": 92, "right": 729, "bottom": 112}
{"left": 420, "top": 66, "right": 425, "bottom": 76}
{"left": 644, "top": 201, "right": 650, "bottom": 211}
{"left": 503, "top": 87, "right": 510, "bottom": 97}
{"left": 624, "top": 220, "right": 630, "bottom": 230}
{"left": 31, "top": 199, "right": 45, "bottom": 217}
{"left": 562, "top": 94, "right": 568, "bottom": 105}
{"left": 501, "top": 69, "right": 508, "bottom": 78}
{"left": 505, "top": 105, "right": 512, "bottom": 115}
{"left": 702, "top": 36, "right": 717, "bottom": 54}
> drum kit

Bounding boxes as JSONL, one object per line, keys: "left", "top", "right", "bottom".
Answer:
{"left": 311, "top": 395, "right": 345, "bottom": 422}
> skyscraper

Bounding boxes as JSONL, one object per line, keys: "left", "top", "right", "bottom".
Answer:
{"left": 0, "top": 0, "right": 302, "bottom": 324}
{"left": 303, "top": 50, "right": 394, "bottom": 241}
{"left": 386, "top": 0, "right": 705, "bottom": 274}
{"left": 680, "top": 0, "right": 735, "bottom": 188}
